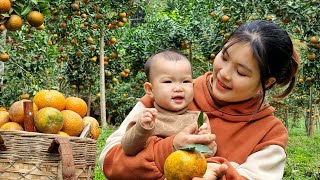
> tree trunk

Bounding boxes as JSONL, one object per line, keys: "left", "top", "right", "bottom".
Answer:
{"left": 307, "top": 86, "right": 313, "bottom": 137}
{"left": 188, "top": 42, "right": 192, "bottom": 64}
{"left": 86, "top": 84, "right": 92, "bottom": 116}
{"left": 99, "top": 28, "right": 107, "bottom": 128}
{"left": 284, "top": 106, "right": 288, "bottom": 129}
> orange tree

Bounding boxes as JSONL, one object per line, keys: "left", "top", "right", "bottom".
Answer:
{"left": 1, "top": 0, "right": 319, "bottom": 129}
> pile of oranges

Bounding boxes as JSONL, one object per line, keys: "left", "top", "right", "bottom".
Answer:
{"left": 0, "top": 89, "right": 100, "bottom": 140}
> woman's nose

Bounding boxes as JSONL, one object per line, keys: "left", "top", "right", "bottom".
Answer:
{"left": 219, "top": 67, "right": 231, "bottom": 81}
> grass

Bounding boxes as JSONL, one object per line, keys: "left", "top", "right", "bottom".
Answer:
{"left": 94, "top": 122, "right": 320, "bottom": 179}
{"left": 283, "top": 123, "right": 320, "bottom": 180}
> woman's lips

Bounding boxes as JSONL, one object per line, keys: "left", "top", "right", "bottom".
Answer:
{"left": 216, "top": 79, "right": 231, "bottom": 92}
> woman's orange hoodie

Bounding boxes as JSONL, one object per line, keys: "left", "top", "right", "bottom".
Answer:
{"left": 103, "top": 72, "right": 288, "bottom": 180}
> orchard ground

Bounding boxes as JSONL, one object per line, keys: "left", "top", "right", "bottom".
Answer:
{"left": 94, "top": 119, "right": 320, "bottom": 179}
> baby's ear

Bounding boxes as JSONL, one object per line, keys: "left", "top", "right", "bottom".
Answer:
{"left": 144, "top": 82, "right": 154, "bottom": 98}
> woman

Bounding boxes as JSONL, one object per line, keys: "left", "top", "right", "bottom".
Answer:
{"left": 100, "top": 20, "right": 299, "bottom": 179}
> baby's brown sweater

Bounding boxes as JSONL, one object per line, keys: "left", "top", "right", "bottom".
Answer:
{"left": 121, "top": 103, "right": 209, "bottom": 155}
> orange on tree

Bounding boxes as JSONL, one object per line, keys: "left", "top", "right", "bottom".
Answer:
{"left": 0, "top": 24, "right": 6, "bottom": 31}
{"left": 307, "top": 53, "right": 316, "bottom": 61}
{"left": 36, "top": 24, "right": 45, "bottom": 30}
{"left": 61, "top": 110, "right": 84, "bottom": 136}
{"left": 221, "top": 15, "right": 230, "bottom": 22}
{"left": 164, "top": 150, "right": 207, "bottom": 180}
{"left": 0, "top": 53, "right": 9, "bottom": 62}
{"left": 65, "top": 97, "right": 88, "bottom": 117}
{"left": 0, "top": 122, "right": 24, "bottom": 131}
{"left": 34, "top": 107, "right": 64, "bottom": 134}
{"left": 310, "top": 36, "right": 318, "bottom": 44}
{"left": 8, "top": 100, "right": 38, "bottom": 124}
{"left": 27, "top": 11, "right": 44, "bottom": 27}
{"left": 0, "top": 0, "right": 11, "bottom": 13}
{"left": 0, "top": 111, "right": 10, "bottom": 127}
{"left": 33, "top": 89, "right": 66, "bottom": 111}
{"left": 83, "top": 116, "right": 100, "bottom": 140}
{"left": 4, "top": 14, "right": 23, "bottom": 31}
{"left": 20, "top": 93, "right": 30, "bottom": 100}
{"left": 0, "top": 107, "right": 7, "bottom": 111}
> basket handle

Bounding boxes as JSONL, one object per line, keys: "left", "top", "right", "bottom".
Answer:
{"left": 0, "top": 135, "right": 7, "bottom": 151}
{"left": 48, "top": 137, "right": 76, "bottom": 180}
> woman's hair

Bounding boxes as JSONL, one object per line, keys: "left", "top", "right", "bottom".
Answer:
{"left": 223, "top": 20, "right": 299, "bottom": 99}
{"left": 144, "top": 49, "right": 192, "bottom": 82}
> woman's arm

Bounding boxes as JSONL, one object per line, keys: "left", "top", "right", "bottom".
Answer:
{"left": 202, "top": 145, "right": 286, "bottom": 180}
{"left": 99, "top": 102, "right": 146, "bottom": 169}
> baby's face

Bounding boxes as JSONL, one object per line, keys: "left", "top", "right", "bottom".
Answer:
{"left": 149, "top": 58, "right": 193, "bottom": 111}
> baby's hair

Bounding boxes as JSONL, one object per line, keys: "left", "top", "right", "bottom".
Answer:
{"left": 144, "top": 49, "right": 192, "bottom": 82}
{"left": 223, "top": 20, "right": 299, "bottom": 100}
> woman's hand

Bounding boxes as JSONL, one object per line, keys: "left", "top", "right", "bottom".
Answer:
{"left": 173, "top": 122, "right": 216, "bottom": 151}
{"left": 193, "top": 163, "right": 228, "bottom": 180}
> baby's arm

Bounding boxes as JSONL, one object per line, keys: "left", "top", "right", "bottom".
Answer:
{"left": 121, "top": 108, "right": 157, "bottom": 156}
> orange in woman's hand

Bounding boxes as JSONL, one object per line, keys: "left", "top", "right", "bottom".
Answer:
{"left": 164, "top": 150, "right": 207, "bottom": 180}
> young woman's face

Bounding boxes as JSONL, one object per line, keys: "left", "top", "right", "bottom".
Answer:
{"left": 210, "top": 42, "right": 262, "bottom": 105}
{"left": 147, "top": 58, "right": 194, "bottom": 111}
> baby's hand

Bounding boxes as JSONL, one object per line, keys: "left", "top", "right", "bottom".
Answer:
{"left": 197, "top": 123, "right": 216, "bottom": 157}
{"left": 197, "top": 123, "right": 210, "bottom": 135}
{"left": 140, "top": 108, "right": 157, "bottom": 129}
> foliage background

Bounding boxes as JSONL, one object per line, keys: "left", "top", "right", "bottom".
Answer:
{"left": 0, "top": 0, "right": 319, "bottom": 179}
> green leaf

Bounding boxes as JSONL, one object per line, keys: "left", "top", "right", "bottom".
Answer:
{"left": 179, "top": 144, "right": 212, "bottom": 153}
{"left": 21, "top": 5, "right": 32, "bottom": 16}
{"left": 197, "top": 110, "right": 204, "bottom": 128}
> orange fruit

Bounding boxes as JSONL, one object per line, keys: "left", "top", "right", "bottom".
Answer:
{"left": 0, "top": 107, "right": 7, "bottom": 111}
{"left": 164, "top": 150, "right": 207, "bottom": 180}
{"left": 0, "top": 53, "right": 9, "bottom": 62}
{"left": 0, "top": 111, "right": 10, "bottom": 127}
{"left": 34, "top": 107, "right": 64, "bottom": 134}
{"left": 83, "top": 116, "right": 100, "bottom": 140}
{"left": 61, "top": 110, "right": 84, "bottom": 136}
{"left": 65, "top": 97, "right": 88, "bottom": 117}
{"left": 20, "top": 93, "right": 30, "bottom": 99}
{"left": 310, "top": 36, "right": 318, "bottom": 44}
{"left": 221, "top": 15, "right": 230, "bottom": 22}
{"left": 307, "top": 53, "right": 316, "bottom": 60}
{"left": 33, "top": 89, "right": 66, "bottom": 111}
{"left": 119, "top": 12, "right": 126, "bottom": 18}
{"left": 0, "top": 0, "right": 11, "bottom": 13}
{"left": 4, "top": 14, "right": 23, "bottom": 31}
{"left": 36, "top": 24, "right": 45, "bottom": 30}
{"left": 0, "top": 24, "right": 6, "bottom": 31}
{"left": 0, "top": 122, "right": 24, "bottom": 131}
{"left": 58, "top": 131, "right": 69, "bottom": 136}
{"left": 8, "top": 100, "right": 38, "bottom": 124}
{"left": 27, "top": 11, "right": 44, "bottom": 27}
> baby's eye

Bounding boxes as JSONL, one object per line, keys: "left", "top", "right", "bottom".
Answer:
{"left": 183, "top": 80, "right": 192, "bottom": 83}
{"left": 163, "top": 81, "right": 172, "bottom": 83}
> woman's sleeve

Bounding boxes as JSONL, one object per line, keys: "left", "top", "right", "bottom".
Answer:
{"left": 103, "top": 135, "right": 175, "bottom": 179}
{"left": 99, "top": 102, "right": 146, "bottom": 169}
{"left": 208, "top": 145, "right": 286, "bottom": 180}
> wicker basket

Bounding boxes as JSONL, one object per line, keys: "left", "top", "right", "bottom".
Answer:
{"left": 0, "top": 130, "right": 97, "bottom": 180}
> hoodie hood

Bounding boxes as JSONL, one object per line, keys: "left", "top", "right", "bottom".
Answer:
{"left": 191, "top": 72, "right": 275, "bottom": 122}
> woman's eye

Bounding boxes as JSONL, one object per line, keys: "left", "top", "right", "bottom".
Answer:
{"left": 237, "top": 71, "right": 246, "bottom": 76}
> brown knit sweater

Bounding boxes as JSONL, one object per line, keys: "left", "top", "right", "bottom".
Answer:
{"left": 121, "top": 103, "right": 210, "bottom": 155}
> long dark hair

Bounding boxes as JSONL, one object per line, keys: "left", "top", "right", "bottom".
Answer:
{"left": 223, "top": 20, "right": 299, "bottom": 101}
